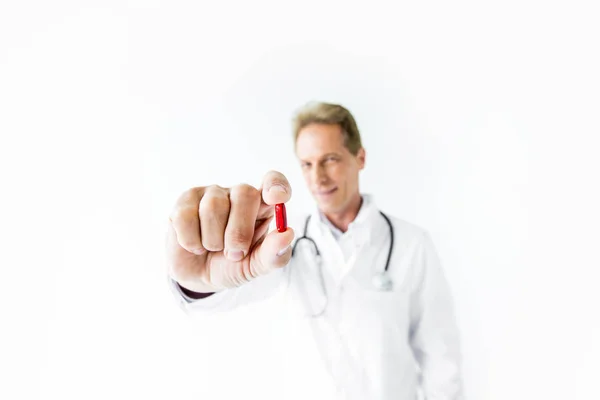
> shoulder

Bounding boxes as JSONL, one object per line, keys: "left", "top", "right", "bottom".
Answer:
{"left": 378, "top": 213, "right": 443, "bottom": 265}
{"left": 381, "top": 213, "right": 429, "bottom": 245}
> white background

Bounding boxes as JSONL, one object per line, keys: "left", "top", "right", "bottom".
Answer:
{"left": 1, "top": 1, "right": 599, "bottom": 399}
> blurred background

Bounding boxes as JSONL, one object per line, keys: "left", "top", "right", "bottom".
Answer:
{"left": 1, "top": 1, "right": 599, "bottom": 399}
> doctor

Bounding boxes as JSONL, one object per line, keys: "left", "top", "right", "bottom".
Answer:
{"left": 166, "top": 102, "right": 463, "bottom": 399}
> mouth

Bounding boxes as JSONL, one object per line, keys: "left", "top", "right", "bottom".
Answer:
{"left": 315, "top": 187, "right": 338, "bottom": 197}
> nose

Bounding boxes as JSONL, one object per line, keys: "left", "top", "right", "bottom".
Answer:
{"left": 310, "top": 164, "right": 327, "bottom": 185}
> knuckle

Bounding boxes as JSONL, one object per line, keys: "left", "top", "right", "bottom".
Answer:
{"left": 170, "top": 204, "right": 197, "bottom": 223}
{"left": 176, "top": 187, "right": 199, "bottom": 205}
{"left": 230, "top": 183, "right": 258, "bottom": 202}
{"left": 205, "top": 184, "right": 226, "bottom": 195}
{"left": 200, "top": 193, "right": 229, "bottom": 214}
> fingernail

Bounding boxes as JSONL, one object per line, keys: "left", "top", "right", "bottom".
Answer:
{"left": 276, "top": 245, "right": 291, "bottom": 257}
{"left": 269, "top": 184, "right": 287, "bottom": 194}
{"left": 226, "top": 249, "right": 245, "bottom": 261}
{"left": 192, "top": 248, "right": 205, "bottom": 255}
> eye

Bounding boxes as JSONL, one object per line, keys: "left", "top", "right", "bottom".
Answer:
{"left": 324, "top": 156, "right": 338, "bottom": 163}
{"left": 300, "top": 161, "right": 311, "bottom": 169}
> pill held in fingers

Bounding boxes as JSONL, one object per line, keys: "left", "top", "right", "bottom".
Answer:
{"left": 275, "top": 203, "right": 287, "bottom": 232}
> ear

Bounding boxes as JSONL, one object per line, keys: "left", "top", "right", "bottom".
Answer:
{"left": 356, "top": 147, "right": 366, "bottom": 170}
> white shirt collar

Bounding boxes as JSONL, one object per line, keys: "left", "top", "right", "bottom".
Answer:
{"left": 314, "top": 194, "right": 379, "bottom": 243}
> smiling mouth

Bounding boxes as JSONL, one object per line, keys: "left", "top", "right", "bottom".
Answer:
{"left": 316, "top": 187, "right": 338, "bottom": 196}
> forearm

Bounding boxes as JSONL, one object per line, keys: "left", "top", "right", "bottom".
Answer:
{"left": 168, "top": 266, "right": 289, "bottom": 314}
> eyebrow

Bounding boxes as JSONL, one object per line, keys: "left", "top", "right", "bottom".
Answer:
{"left": 300, "top": 153, "right": 341, "bottom": 163}
{"left": 321, "top": 152, "right": 340, "bottom": 158}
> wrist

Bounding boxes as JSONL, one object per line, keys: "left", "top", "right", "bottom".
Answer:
{"left": 178, "top": 283, "right": 215, "bottom": 299}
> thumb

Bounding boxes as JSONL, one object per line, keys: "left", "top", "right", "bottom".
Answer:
{"left": 250, "top": 227, "right": 295, "bottom": 277}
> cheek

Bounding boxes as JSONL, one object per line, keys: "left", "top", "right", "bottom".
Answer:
{"left": 302, "top": 171, "right": 312, "bottom": 184}
{"left": 330, "top": 164, "right": 350, "bottom": 182}
{"left": 326, "top": 164, "right": 341, "bottom": 179}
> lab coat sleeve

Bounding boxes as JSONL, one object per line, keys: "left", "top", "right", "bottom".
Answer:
{"left": 167, "top": 265, "right": 289, "bottom": 315}
{"left": 409, "top": 232, "right": 463, "bottom": 399}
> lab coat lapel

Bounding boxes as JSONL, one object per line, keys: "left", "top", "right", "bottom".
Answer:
{"left": 311, "top": 195, "right": 383, "bottom": 285}
{"left": 349, "top": 216, "right": 389, "bottom": 286}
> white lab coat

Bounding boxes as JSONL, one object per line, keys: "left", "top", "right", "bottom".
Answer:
{"left": 169, "top": 195, "right": 463, "bottom": 399}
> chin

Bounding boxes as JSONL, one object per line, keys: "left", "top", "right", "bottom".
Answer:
{"left": 317, "top": 200, "right": 343, "bottom": 214}
{"left": 313, "top": 190, "right": 347, "bottom": 214}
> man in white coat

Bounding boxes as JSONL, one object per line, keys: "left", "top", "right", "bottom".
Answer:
{"left": 166, "top": 102, "right": 463, "bottom": 399}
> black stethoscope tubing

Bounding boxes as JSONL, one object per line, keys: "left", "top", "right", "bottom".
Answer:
{"left": 291, "top": 211, "right": 394, "bottom": 282}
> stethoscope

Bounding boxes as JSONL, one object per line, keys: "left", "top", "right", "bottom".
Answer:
{"left": 290, "top": 211, "right": 395, "bottom": 317}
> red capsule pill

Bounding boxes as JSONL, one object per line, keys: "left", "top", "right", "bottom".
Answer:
{"left": 275, "top": 203, "right": 287, "bottom": 233}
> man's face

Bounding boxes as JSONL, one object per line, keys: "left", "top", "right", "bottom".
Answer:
{"left": 295, "top": 123, "right": 365, "bottom": 214}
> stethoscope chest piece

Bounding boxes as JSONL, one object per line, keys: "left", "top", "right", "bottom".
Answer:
{"left": 371, "top": 272, "right": 393, "bottom": 291}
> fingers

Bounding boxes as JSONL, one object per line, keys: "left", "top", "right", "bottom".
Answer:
{"left": 165, "top": 222, "right": 208, "bottom": 284}
{"left": 251, "top": 215, "right": 274, "bottom": 249}
{"left": 199, "top": 185, "right": 230, "bottom": 252}
{"left": 168, "top": 170, "right": 292, "bottom": 271}
{"left": 260, "top": 170, "right": 292, "bottom": 206}
{"left": 169, "top": 188, "right": 206, "bottom": 255}
{"left": 250, "top": 227, "right": 295, "bottom": 276}
{"left": 224, "top": 184, "right": 261, "bottom": 261}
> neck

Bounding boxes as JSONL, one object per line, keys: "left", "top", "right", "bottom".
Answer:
{"left": 323, "top": 193, "right": 363, "bottom": 233}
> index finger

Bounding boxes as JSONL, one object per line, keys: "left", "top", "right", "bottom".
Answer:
{"left": 260, "top": 170, "right": 292, "bottom": 205}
